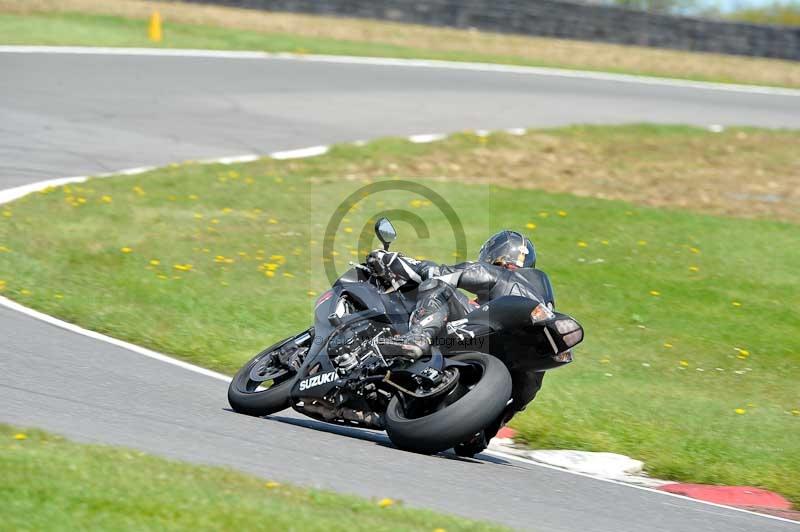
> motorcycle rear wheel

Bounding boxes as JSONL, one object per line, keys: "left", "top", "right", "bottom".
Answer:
{"left": 385, "top": 352, "right": 511, "bottom": 455}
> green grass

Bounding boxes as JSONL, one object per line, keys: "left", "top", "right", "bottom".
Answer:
{"left": 0, "top": 424, "right": 505, "bottom": 531}
{"left": 1, "top": 9, "right": 799, "bottom": 89}
{"left": 1, "top": 125, "right": 799, "bottom": 505}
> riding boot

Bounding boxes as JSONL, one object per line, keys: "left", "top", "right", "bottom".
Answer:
{"left": 379, "top": 325, "right": 432, "bottom": 360}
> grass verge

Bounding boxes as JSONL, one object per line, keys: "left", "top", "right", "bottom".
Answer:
{"left": 0, "top": 424, "right": 505, "bottom": 531}
{"left": 0, "top": 0, "right": 799, "bottom": 88}
{"left": 0, "top": 125, "right": 798, "bottom": 504}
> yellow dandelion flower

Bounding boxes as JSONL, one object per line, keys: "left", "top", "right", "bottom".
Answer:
{"left": 265, "top": 263, "right": 278, "bottom": 271}
{"left": 268, "top": 218, "right": 278, "bottom": 224}
{"left": 132, "top": 186, "right": 145, "bottom": 196}
{"left": 0, "top": 245, "right": 9, "bottom": 252}
{"left": 13, "top": 433, "right": 27, "bottom": 440}
{"left": 601, "top": 240, "right": 609, "bottom": 245}
{"left": 734, "top": 408, "right": 746, "bottom": 415}
{"left": 101, "top": 195, "right": 113, "bottom": 203}
{"left": 211, "top": 219, "right": 219, "bottom": 224}
{"left": 433, "top": 528, "right": 447, "bottom": 532}
{"left": 649, "top": 290, "right": 661, "bottom": 296}
{"left": 577, "top": 241, "right": 588, "bottom": 248}
{"left": 157, "top": 274, "right": 168, "bottom": 280}
{"left": 690, "top": 247, "right": 700, "bottom": 254}
{"left": 307, "top": 290, "right": 316, "bottom": 296}
{"left": 270, "top": 255, "right": 286, "bottom": 264}
{"left": 679, "top": 360, "right": 689, "bottom": 367}
{"left": 194, "top": 213, "right": 203, "bottom": 219}
{"left": 557, "top": 210, "right": 568, "bottom": 217}
{"left": 791, "top": 409, "right": 800, "bottom": 416}
{"left": 228, "top": 171, "right": 240, "bottom": 179}
{"left": 526, "top": 222, "right": 537, "bottom": 230}
{"left": 637, "top": 240, "right": 647, "bottom": 246}
{"left": 282, "top": 272, "right": 295, "bottom": 278}
{"left": 663, "top": 343, "right": 673, "bottom": 348}
{"left": 215, "top": 255, "right": 227, "bottom": 263}
{"left": 344, "top": 227, "right": 353, "bottom": 233}
{"left": 264, "top": 481, "right": 280, "bottom": 489}
{"left": 689, "top": 266, "right": 699, "bottom": 272}
{"left": 539, "top": 212, "right": 549, "bottom": 218}
{"left": 378, "top": 498, "right": 394, "bottom": 508}
{"left": 188, "top": 194, "right": 198, "bottom": 200}
{"left": 238, "top": 251, "right": 247, "bottom": 257}
{"left": 149, "top": 259, "right": 160, "bottom": 266}
{"left": 173, "top": 264, "right": 193, "bottom": 272}
{"left": 120, "top": 247, "right": 133, "bottom": 254}
{"left": 600, "top": 358, "right": 610, "bottom": 364}
{"left": 2, "top": 210, "right": 12, "bottom": 218}
{"left": 732, "top": 301, "right": 742, "bottom": 307}
{"left": 221, "top": 207, "right": 233, "bottom": 214}
{"left": 265, "top": 270, "right": 275, "bottom": 278}
{"left": 737, "top": 348, "right": 750, "bottom": 356}
{"left": 20, "top": 289, "right": 31, "bottom": 296}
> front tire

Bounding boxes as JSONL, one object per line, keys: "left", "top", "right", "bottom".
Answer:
{"left": 227, "top": 331, "right": 309, "bottom": 417}
{"left": 385, "top": 352, "right": 511, "bottom": 455}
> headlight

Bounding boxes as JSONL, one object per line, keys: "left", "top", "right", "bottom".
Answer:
{"left": 562, "top": 329, "right": 583, "bottom": 348}
{"left": 530, "top": 304, "right": 555, "bottom": 324}
{"left": 555, "top": 318, "right": 580, "bottom": 334}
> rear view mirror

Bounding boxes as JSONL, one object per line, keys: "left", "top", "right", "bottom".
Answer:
{"left": 374, "top": 217, "right": 397, "bottom": 250}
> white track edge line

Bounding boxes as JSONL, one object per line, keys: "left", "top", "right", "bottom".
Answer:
{"left": 1, "top": 45, "right": 799, "bottom": 97}
{"left": 0, "top": 295, "right": 231, "bottom": 383}
{"left": 1, "top": 136, "right": 796, "bottom": 525}
{"left": 484, "top": 448, "right": 799, "bottom": 524}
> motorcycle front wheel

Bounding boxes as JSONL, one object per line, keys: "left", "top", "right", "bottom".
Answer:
{"left": 385, "top": 352, "right": 511, "bottom": 455}
{"left": 227, "top": 330, "right": 310, "bottom": 417}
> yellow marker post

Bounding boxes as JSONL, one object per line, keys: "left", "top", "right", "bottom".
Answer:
{"left": 148, "top": 11, "right": 162, "bottom": 43}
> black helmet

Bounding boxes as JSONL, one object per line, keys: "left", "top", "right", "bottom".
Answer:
{"left": 478, "top": 230, "right": 536, "bottom": 268}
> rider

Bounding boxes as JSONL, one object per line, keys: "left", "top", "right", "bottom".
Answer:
{"left": 367, "top": 230, "right": 555, "bottom": 454}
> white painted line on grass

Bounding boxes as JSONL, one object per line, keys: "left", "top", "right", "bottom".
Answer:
{"left": 212, "top": 154, "right": 260, "bottom": 164}
{"left": 0, "top": 176, "right": 89, "bottom": 204}
{"left": 2, "top": 46, "right": 799, "bottom": 97}
{"left": 270, "top": 145, "right": 330, "bottom": 159}
{"left": 408, "top": 133, "right": 447, "bottom": 143}
{"left": 118, "top": 166, "right": 157, "bottom": 176}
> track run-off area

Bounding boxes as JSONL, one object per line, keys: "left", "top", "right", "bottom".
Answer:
{"left": 1, "top": 47, "right": 800, "bottom": 531}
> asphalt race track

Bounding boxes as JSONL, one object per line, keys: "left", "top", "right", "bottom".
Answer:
{"left": 1, "top": 49, "right": 799, "bottom": 531}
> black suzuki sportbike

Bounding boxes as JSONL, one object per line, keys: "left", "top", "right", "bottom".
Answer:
{"left": 228, "top": 218, "right": 583, "bottom": 455}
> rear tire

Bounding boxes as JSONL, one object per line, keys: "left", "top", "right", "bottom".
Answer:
{"left": 385, "top": 352, "right": 511, "bottom": 455}
{"left": 227, "top": 332, "right": 308, "bottom": 417}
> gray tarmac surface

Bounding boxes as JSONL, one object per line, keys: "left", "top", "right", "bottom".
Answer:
{"left": 1, "top": 50, "right": 799, "bottom": 531}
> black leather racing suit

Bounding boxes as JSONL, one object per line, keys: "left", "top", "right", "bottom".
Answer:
{"left": 403, "top": 259, "right": 555, "bottom": 415}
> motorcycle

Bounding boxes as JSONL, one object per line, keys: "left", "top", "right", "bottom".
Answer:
{"left": 228, "top": 218, "right": 583, "bottom": 455}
